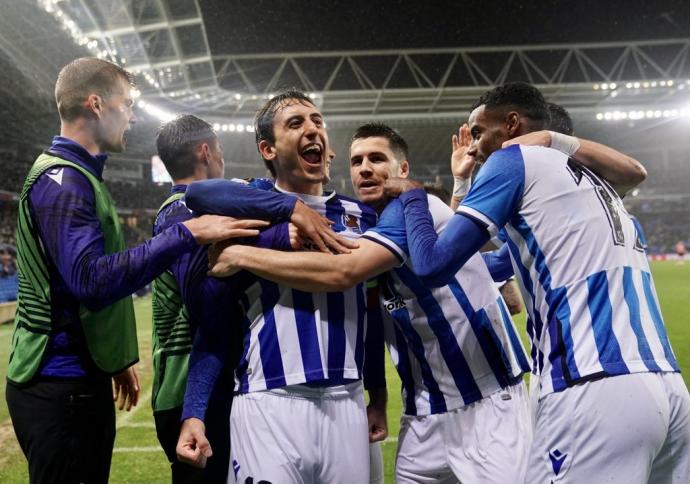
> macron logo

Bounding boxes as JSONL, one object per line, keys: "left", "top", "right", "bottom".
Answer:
{"left": 549, "top": 449, "right": 567, "bottom": 475}
{"left": 46, "top": 167, "right": 64, "bottom": 186}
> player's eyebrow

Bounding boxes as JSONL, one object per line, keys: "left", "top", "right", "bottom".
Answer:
{"left": 285, "top": 114, "right": 305, "bottom": 125}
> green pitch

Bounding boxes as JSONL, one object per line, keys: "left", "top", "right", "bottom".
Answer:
{"left": 0, "top": 260, "right": 688, "bottom": 483}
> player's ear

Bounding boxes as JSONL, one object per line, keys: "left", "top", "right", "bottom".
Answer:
{"left": 258, "top": 139, "right": 277, "bottom": 161}
{"left": 86, "top": 94, "right": 102, "bottom": 118}
{"left": 399, "top": 160, "right": 410, "bottom": 178}
{"left": 505, "top": 111, "right": 521, "bottom": 136}
{"left": 198, "top": 142, "right": 211, "bottom": 166}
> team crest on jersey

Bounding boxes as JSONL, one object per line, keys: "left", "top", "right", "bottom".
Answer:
{"left": 383, "top": 295, "right": 406, "bottom": 313}
{"left": 342, "top": 214, "right": 362, "bottom": 234}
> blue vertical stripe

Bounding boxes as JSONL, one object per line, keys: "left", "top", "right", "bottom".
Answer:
{"left": 237, "top": 313, "right": 253, "bottom": 393}
{"left": 396, "top": 267, "right": 482, "bottom": 404}
{"left": 445, "top": 278, "right": 516, "bottom": 387}
{"left": 497, "top": 297, "right": 531, "bottom": 372}
{"left": 641, "top": 271, "right": 679, "bottom": 370}
{"left": 257, "top": 280, "right": 286, "bottom": 389}
{"left": 326, "top": 292, "right": 346, "bottom": 381}
{"left": 392, "top": 324, "right": 418, "bottom": 416}
{"left": 586, "top": 271, "right": 627, "bottom": 374}
{"left": 511, "top": 216, "right": 580, "bottom": 390}
{"left": 505, "top": 237, "right": 548, "bottom": 379}
{"left": 292, "top": 289, "right": 325, "bottom": 381}
{"left": 354, "top": 283, "right": 366, "bottom": 374}
{"left": 622, "top": 267, "right": 661, "bottom": 372}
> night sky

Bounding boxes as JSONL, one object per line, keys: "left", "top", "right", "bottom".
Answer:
{"left": 201, "top": 0, "right": 690, "bottom": 54}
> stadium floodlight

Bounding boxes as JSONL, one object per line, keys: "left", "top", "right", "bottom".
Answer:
{"left": 596, "top": 107, "right": 690, "bottom": 122}
{"left": 137, "top": 100, "right": 174, "bottom": 122}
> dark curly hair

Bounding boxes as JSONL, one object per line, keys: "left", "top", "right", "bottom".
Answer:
{"left": 472, "top": 82, "right": 549, "bottom": 130}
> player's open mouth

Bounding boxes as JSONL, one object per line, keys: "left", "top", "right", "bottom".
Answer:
{"left": 300, "top": 144, "right": 323, "bottom": 166}
{"left": 358, "top": 180, "right": 380, "bottom": 192}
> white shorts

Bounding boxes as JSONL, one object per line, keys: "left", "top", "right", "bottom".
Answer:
{"left": 369, "top": 441, "right": 383, "bottom": 484}
{"left": 229, "top": 382, "right": 370, "bottom": 484}
{"left": 526, "top": 372, "right": 690, "bottom": 483}
{"left": 395, "top": 381, "right": 532, "bottom": 483}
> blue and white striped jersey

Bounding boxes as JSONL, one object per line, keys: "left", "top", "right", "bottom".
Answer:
{"left": 235, "top": 189, "right": 378, "bottom": 393}
{"left": 459, "top": 144, "right": 679, "bottom": 397}
{"left": 364, "top": 195, "right": 529, "bottom": 415}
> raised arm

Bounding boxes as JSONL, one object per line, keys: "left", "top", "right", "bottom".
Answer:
{"left": 503, "top": 130, "right": 647, "bottom": 196}
{"left": 208, "top": 238, "right": 398, "bottom": 292}
{"left": 449, "top": 123, "right": 479, "bottom": 210}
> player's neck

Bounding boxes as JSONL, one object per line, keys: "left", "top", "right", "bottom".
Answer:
{"left": 60, "top": 122, "right": 102, "bottom": 156}
{"left": 274, "top": 179, "right": 323, "bottom": 196}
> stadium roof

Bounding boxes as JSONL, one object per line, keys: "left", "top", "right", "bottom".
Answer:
{"left": 2, "top": 0, "right": 690, "bottom": 189}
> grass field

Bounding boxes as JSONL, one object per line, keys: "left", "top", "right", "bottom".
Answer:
{"left": 0, "top": 260, "right": 688, "bottom": 482}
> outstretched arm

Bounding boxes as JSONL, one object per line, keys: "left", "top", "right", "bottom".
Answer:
{"left": 208, "top": 238, "right": 399, "bottom": 292}
{"left": 385, "top": 145, "right": 525, "bottom": 287}
{"left": 503, "top": 131, "right": 646, "bottom": 196}
{"left": 395, "top": 188, "right": 490, "bottom": 286}
{"left": 29, "top": 168, "right": 265, "bottom": 311}
{"left": 186, "top": 179, "right": 356, "bottom": 254}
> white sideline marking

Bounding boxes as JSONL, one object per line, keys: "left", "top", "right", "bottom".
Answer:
{"left": 119, "top": 422, "right": 156, "bottom": 428}
{"left": 113, "top": 446, "right": 162, "bottom": 453}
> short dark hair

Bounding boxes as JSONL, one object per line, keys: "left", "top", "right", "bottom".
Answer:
{"left": 254, "top": 88, "right": 316, "bottom": 177}
{"left": 471, "top": 82, "right": 549, "bottom": 130}
{"left": 156, "top": 115, "right": 216, "bottom": 180}
{"left": 351, "top": 122, "right": 409, "bottom": 162}
{"left": 423, "top": 182, "right": 451, "bottom": 205}
{"left": 55, "top": 58, "right": 135, "bottom": 121}
{"left": 547, "top": 102, "right": 574, "bottom": 135}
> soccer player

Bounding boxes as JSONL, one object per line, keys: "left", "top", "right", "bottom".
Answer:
{"left": 178, "top": 89, "right": 384, "bottom": 483}
{"left": 385, "top": 82, "right": 690, "bottom": 482}
{"left": 152, "top": 115, "right": 274, "bottom": 482}
{"left": 208, "top": 123, "right": 533, "bottom": 483}
{"left": 4, "top": 57, "right": 263, "bottom": 484}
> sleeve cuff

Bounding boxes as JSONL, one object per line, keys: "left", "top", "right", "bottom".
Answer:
{"left": 362, "top": 232, "right": 406, "bottom": 266}
{"left": 174, "top": 221, "right": 199, "bottom": 249}
{"left": 456, "top": 206, "right": 498, "bottom": 238}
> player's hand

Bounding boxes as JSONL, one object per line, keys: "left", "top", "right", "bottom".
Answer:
{"left": 176, "top": 418, "right": 212, "bottom": 469}
{"left": 183, "top": 215, "right": 269, "bottom": 245}
{"left": 383, "top": 177, "right": 424, "bottom": 198}
{"left": 288, "top": 223, "right": 305, "bottom": 250}
{"left": 290, "top": 200, "right": 358, "bottom": 254}
{"left": 502, "top": 130, "right": 552, "bottom": 149}
{"left": 367, "top": 389, "right": 388, "bottom": 443}
{"left": 112, "top": 366, "right": 140, "bottom": 412}
{"left": 207, "top": 243, "right": 246, "bottom": 277}
{"left": 451, "top": 123, "right": 479, "bottom": 179}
